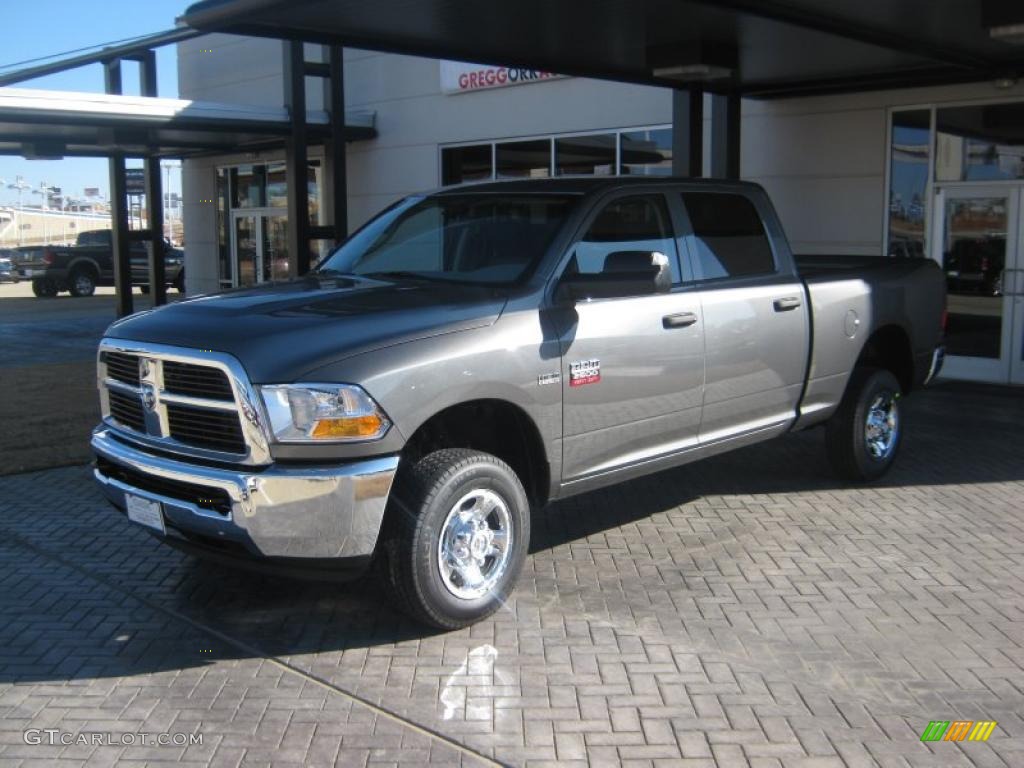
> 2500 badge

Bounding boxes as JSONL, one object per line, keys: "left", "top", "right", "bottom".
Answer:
{"left": 569, "top": 358, "right": 601, "bottom": 387}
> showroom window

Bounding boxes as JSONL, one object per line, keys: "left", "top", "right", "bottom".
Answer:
{"left": 620, "top": 128, "right": 672, "bottom": 175}
{"left": 887, "top": 110, "right": 931, "bottom": 259}
{"left": 555, "top": 134, "right": 615, "bottom": 175}
{"left": 441, "top": 126, "right": 672, "bottom": 186}
{"left": 935, "top": 102, "right": 1024, "bottom": 182}
{"left": 441, "top": 144, "right": 492, "bottom": 185}
{"left": 496, "top": 139, "right": 551, "bottom": 178}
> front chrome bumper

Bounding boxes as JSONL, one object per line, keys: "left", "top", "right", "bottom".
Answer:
{"left": 92, "top": 427, "right": 399, "bottom": 560}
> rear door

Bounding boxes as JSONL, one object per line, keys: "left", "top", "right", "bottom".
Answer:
{"left": 558, "top": 191, "right": 705, "bottom": 481}
{"left": 678, "top": 189, "right": 809, "bottom": 444}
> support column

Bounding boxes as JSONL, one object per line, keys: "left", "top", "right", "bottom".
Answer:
{"left": 139, "top": 50, "right": 167, "bottom": 304}
{"left": 671, "top": 88, "right": 703, "bottom": 177}
{"left": 109, "top": 153, "right": 133, "bottom": 318}
{"left": 283, "top": 40, "right": 310, "bottom": 278}
{"left": 325, "top": 45, "right": 348, "bottom": 243}
{"left": 144, "top": 158, "right": 166, "bottom": 304}
{"left": 103, "top": 60, "right": 122, "bottom": 95}
{"left": 709, "top": 93, "right": 742, "bottom": 180}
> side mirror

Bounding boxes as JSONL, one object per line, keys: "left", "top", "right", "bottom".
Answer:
{"left": 558, "top": 250, "right": 672, "bottom": 302}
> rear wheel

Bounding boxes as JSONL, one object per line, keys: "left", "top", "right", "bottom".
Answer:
{"left": 68, "top": 268, "right": 97, "bottom": 297}
{"left": 174, "top": 271, "right": 185, "bottom": 293}
{"left": 139, "top": 284, "right": 150, "bottom": 295}
{"left": 825, "top": 367, "right": 902, "bottom": 481}
{"left": 31, "top": 278, "right": 58, "bottom": 298}
{"left": 381, "top": 448, "right": 530, "bottom": 630}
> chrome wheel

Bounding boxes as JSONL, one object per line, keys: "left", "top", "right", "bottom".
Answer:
{"left": 437, "top": 488, "right": 512, "bottom": 600}
{"left": 864, "top": 392, "right": 899, "bottom": 460}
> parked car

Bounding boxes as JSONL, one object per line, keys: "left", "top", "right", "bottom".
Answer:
{"left": 0, "top": 248, "right": 18, "bottom": 283}
{"left": 17, "top": 229, "right": 185, "bottom": 297}
{"left": 91, "top": 178, "right": 946, "bottom": 629}
{"left": 942, "top": 236, "right": 1005, "bottom": 296}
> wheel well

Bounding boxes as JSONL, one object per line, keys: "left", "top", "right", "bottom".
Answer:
{"left": 856, "top": 325, "right": 914, "bottom": 393}
{"left": 68, "top": 259, "right": 98, "bottom": 278}
{"left": 402, "top": 400, "right": 550, "bottom": 507}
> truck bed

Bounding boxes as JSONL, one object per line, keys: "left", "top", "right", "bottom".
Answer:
{"left": 794, "top": 253, "right": 929, "bottom": 279}
{"left": 791, "top": 252, "right": 946, "bottom": 428}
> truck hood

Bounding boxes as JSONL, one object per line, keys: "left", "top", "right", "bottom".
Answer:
{"left": 105, "top": 275, "right": 508, "bottom": 383}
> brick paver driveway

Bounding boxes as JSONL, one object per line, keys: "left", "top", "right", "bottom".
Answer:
{"left": 0, "top": 382, "right": 1022, "bottom": 767}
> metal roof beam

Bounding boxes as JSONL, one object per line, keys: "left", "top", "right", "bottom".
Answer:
{"left": 0, "top": 27, "right": 203, "bottom": 88}
{"left": 690, "top": 0, "right": 995, "bottom": 72}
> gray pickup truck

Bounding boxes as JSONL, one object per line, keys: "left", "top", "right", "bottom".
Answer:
{"left": 92, "top": 178, "right": 945, "bottom": 629}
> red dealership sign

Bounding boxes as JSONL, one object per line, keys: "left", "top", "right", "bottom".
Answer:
{"left": 440, "top": 60, "right": 567, "bottom": 94}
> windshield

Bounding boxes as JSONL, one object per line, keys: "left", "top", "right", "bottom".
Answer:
{"left": 318, "top": 194, "right": 575, "bottom": 284}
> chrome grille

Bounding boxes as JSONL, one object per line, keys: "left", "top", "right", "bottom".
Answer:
{"left": 166, "top": 403, "right": 246, "bottom": 453}
{"left": 103, "top": 351, "right": 141, "bottom": 386}
{"left": 163, "top": 360, "right": 234, "bottom": 401}
{"left": 97, "top": 341, "right": 271, "bottom": 465}
{"left": 108, "top": 388, "right": 146, "bottom": 431}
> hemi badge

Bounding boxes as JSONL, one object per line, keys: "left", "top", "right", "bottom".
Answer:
{"left": 569, "top": 359, "right": 601, "bottom": 387}
{"left": 538, "top": 372, "right": 561, "bottom": 386}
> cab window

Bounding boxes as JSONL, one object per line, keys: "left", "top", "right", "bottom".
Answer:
{"left": 571, "top": 195, "right": 681, "bottom": 281}
{"left": 681, "top": 192, "right": 775, "bottom": 280}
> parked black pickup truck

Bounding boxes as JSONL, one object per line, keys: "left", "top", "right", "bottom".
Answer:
{"left": 18, "top": 229, "right": 185, "bottom": 297}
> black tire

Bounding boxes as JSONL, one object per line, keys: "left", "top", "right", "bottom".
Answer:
{"left": 174, "top": 271, "right": 185, "bottom": 293}
{"left": 139, "top": 284, "right": 150, "bottom": 295}
{"left": 68, "top": 268, "right": 97, "bottom": 297}
{"left": 31, "top": 278, "right": 58, "bottom": 298}
{"left": 825, "top": 367, "right": 903, "bottom": 482}
{"left": 381, "top": 448, "right": 530, "bottom": 630}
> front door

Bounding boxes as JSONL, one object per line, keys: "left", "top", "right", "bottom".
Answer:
{"left": 931, "top": 185, "right": 1024, "bottom": 384}
{"left": 558, "top": 192, "right": 705, "bottom": 481}
{"left": 231, "top": 209, "right": 290, "bottom": 287}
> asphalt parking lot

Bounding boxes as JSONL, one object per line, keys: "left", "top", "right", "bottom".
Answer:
{"left": 0, "top": 381, "right": 1021, "bottom": 767}
{"left": 0, "top": 283, "right": 179, "bottom": 475}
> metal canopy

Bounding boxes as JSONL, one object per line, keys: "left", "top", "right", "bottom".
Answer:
{"left": 183, "top": 0, "right": 1024, "bottom": 98}
{"left": 0, "top": 88, "right": 376, "bottom": 159}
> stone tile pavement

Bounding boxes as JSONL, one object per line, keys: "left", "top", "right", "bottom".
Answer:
{"left": 0, "top": 381, "right": 1022, "bottom": 766}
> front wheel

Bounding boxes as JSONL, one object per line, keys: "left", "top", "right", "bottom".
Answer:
{"left": 381, "top": 448, "right": 530, "bottom": 630}
{"left": 825, "top": 367, "right": 902, "bottom": 482}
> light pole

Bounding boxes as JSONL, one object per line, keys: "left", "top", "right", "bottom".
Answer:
{"left": 7, "top": 176, "right": 30, "bottom": 208}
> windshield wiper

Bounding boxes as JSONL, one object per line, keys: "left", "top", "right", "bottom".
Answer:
{"left": 361, "top": 270, "right": 450, "bottom": 282}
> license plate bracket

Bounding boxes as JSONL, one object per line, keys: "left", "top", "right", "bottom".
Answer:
{"left": 125, "top": 493, "right": 166, "bottom": 534}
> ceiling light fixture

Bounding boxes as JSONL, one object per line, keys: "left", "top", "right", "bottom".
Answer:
{"left": 652, "top": 64, "right": 733, "bottom": 82}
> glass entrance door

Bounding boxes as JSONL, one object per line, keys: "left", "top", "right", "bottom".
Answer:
{"left": 931, "top": 186, "right": 1024, "bottom": 383}
{"left": 231, "top": 209, "right": 290, "bottom": 287}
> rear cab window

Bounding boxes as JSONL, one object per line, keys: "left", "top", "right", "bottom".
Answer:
{"left": 680, "top": 192, "right": 775, "bottom": 281}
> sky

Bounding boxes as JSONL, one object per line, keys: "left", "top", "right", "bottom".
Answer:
{"left": 0, "top": 0, "right": 190, "bottom": 206}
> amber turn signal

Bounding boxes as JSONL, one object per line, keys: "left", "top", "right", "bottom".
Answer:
{"left": 310, "top": 414, "right": 386, "bottom": 439}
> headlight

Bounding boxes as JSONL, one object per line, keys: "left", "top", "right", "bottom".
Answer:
{"left": 258, "top": 384, "right": 391, "bottom": 442}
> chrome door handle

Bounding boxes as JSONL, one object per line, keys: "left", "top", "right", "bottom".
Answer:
{"left": 663, "top": 312, "right": 698, "bottom": 329}
{"left": 773, "top": 296, "right": 802, "bottom": 312}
